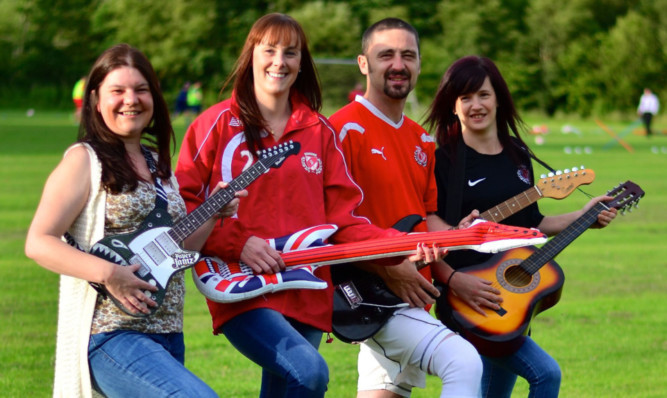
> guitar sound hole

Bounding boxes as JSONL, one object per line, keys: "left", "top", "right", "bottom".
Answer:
{"left": 504, "top": 265, "right": 532, "bottom": 288}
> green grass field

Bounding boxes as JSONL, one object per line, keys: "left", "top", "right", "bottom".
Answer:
{"left": 1, "top": 109, "right": 665, "bottom": 397}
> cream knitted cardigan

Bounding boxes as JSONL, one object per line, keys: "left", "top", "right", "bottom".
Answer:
{"left": 53, "top": 143, "right": 104, "bottom": 398}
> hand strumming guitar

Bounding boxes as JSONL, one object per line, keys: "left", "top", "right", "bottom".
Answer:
{"left": 240, "top": 236, "right": 285, "bottom": 275}
{"left": 446, "top": 270, "right": 502, "bottom": 316}
{"left": 103, "top": 263, "right": 158, "bottom": 315}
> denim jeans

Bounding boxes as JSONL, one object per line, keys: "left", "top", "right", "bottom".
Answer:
{"left": 221, "top": 308, "right": 329, "bottom": 398}
{"left": 481, "top": 337, "right": 561, "bottom": 398}
{"left": 88, "top": 330, "right": 217, "bottom": 398}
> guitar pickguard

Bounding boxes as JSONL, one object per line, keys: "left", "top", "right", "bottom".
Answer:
{"left": 89, "top": 207, "right": 199, "bottom": 316}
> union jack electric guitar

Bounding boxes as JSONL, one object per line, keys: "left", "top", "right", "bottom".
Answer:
{"left": 192, "top": 219, "right": 547, "bottom": 331}
{"left": 82, "top": 141, "right": 300, "bottom": 317}
{"left": 193, "top": 224, "right": 339, "bottom": 303}
{"left": 441, "top": 181, "right": 644, "bottom": 356}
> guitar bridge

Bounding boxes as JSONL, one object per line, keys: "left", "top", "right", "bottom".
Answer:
{"left": 338, "top": 281, "right": 363, "bottom": 309}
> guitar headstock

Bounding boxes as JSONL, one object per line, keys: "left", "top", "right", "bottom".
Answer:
{"left": 258, "top": 141, "right": 301, "bottom": 169}
{"left": 538, "top": 167, "right": 595, "bottom": 199}
{"left": 606, "top": 180, "right": 644, "bottom": 214}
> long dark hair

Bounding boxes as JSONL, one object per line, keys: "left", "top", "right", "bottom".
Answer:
{"left": 223, "top": 13, "right": 322, "bottom": 155}
{"left": 79, "top": 43, "right": 174, "bottom": 193}
{"left": 425, "top": 55, "right": 532, "bottom": 164}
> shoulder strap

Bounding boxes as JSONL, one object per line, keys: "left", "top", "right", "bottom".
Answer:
{"left": 141, "top": 146, "right": 169, "bottom": 209}
{"left": 516, "top": 142, "right": 555, "bottom": 173}
{"left": 445, "top": 138, "right": 466, "bottom": 225}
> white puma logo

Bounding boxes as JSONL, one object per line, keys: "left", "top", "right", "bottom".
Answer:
{"left": 468, "top": 178, "right": 486, "bottom": 187}
{"left": 371, "top": 147, "right": 387, "bottom": 160}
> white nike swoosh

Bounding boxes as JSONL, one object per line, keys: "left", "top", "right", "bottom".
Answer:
{"left": 468, "top": 178, "right": 486, "bottom": 187}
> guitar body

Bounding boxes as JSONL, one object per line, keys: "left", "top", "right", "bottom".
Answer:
{"left": 331, "top": 215, "right": 421, "bottom": 343}
{"left": 90, "top": 207, "right": 199, "bottom": 316}
{"left": 442, "top": 246, "right": 564, "bottom": 356}
{"left": 332, "top": 266, "right": 407, "bottom": 343}
{"left": 440, "top": 181, "right": 644, "bottom": 357}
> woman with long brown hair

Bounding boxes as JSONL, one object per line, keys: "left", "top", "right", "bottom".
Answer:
{"left": 175, "top": 13, "right": 421, "bottom": 397}
{"left": 25, "top": 44, "right": 240, "bottom": 397}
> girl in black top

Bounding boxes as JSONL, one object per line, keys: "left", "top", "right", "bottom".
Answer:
{"left": 425, "top": 55, "right": 617, "bottom": 398}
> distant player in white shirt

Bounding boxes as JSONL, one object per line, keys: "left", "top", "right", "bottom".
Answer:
{"left": 637, "top": 88, "right": 660, "bottom": 137}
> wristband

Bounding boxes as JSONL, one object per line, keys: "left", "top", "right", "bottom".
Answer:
{"left": 447, "top": 270, "right": 458, "bottom": 286}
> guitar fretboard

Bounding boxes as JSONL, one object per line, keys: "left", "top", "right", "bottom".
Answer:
{"left": 167, "top": 162, "right": 268, "bottom": 244}
{"left": 520, "top": 202, "right": 607, "bottom": 274}
{"left": 481, "top": 187, "right": 541, "bottom": 222}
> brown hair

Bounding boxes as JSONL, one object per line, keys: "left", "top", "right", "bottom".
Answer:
{"left": 361, "top": 18, "right": 420, "bottom": 55}
{"left": 425, "top": 55, "right": 532, "bottom": 164}
{"left": 79, "top": 43, "right": 174, "bottom": 193}
{"left": 224, "top": 13, "right": 322, "bottom": 154}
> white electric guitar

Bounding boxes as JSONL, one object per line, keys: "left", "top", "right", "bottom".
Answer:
{"left": 76, "top": 141, "right": 300, "bottom": 317}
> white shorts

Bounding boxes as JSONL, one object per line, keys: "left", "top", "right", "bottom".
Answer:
{"left": 357, "top": 307, "right": 453, "bottom": 396}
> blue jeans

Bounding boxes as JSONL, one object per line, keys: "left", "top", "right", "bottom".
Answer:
{"left": 481, "top": 337, "right": 561, "bottom": 398}
{"left": 221, "top": 308, "right": 329, "bottom": 398}
{"left": 88, "top": 330, "right": 217, "bottom": 398}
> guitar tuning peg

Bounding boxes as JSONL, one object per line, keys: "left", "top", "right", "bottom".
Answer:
{"left": 572, "top": 167, "right": 578, "bottom": 172}
{"left": 580, "top": 165, "right": 585, "bottom": 169}
{"left": 548, "top": 172, "right": 555, "bottom": 178}
{"left": 562, "top": 169, "right": 569, "bottom": 174}
{"left": 540, "top": 174, "right": 546, "bottom": 179}
{"left": 555, "top": 170, "right": 563, "bottom": 175}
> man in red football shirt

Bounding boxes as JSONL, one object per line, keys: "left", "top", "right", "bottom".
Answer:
{"left": 329, "top": 18, "right": 486, "bottom": 398}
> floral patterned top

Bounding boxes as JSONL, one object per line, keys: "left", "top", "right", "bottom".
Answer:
{"left": 91, "top": 180, "right": 187, "bottom": 335}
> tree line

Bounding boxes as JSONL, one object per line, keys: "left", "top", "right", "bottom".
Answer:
{"left": 1, "top": 0, "right": 665, "bottom": 116}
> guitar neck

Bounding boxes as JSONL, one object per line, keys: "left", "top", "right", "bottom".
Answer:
{"left": 282, "top": 222, "right": 545, "bottom": 269}
{"left": 480, "top": 186, "right": 542, "bottom": 223}
{"left": 521, "top": 202, "right": 607, "bottom": 274}
{"left": 168, "top": 162, "right": 269, "bottom": 243}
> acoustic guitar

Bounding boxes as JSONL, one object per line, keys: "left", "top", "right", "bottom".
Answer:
{"left": 442, "top": 181, "right": 643, "bottom": 356}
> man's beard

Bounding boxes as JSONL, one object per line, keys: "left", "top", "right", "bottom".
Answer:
{"left": 384, "top": 79, "right": 412, "bottom": 99}
{"left": 368, "top": 62, "right": 413, "bottom": 100}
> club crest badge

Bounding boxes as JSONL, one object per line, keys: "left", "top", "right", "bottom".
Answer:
{"left": 229, "top": 116, "right": 242, "bottom": 127}
{"left": 301, "top": 152, "right": 323, "bottom": 174}
{"left": 414, "top": 146, "right": 428, "bottom": 167}
{"left": 517, "top": 165, "right": 531, "bottom": 185}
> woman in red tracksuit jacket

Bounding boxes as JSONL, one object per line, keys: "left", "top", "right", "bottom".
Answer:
{"left": 175, "top": 13, "right": 410, "bottom": 398}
